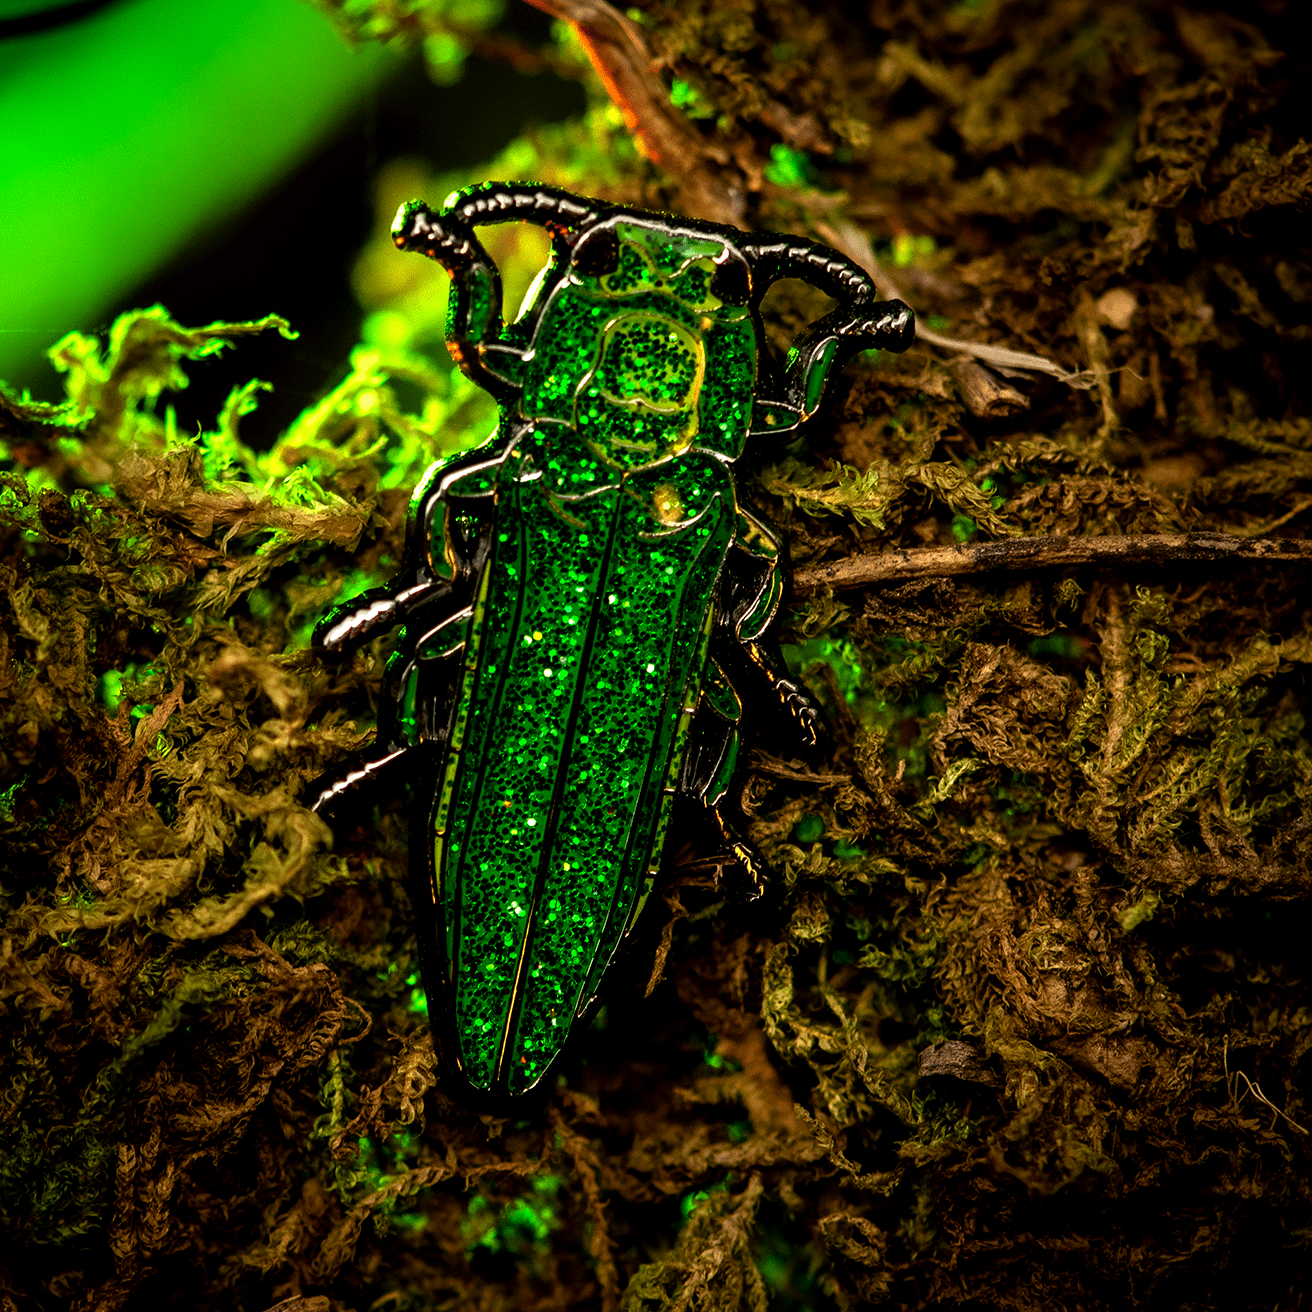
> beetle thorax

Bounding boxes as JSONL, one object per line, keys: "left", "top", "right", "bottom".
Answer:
{"left": 519, "top": 222, "right": 751, "bottom": 472}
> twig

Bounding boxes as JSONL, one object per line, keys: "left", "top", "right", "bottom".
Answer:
{"left": 1074, "top": 285, "right": 1118, "bottom": 434}
{"left": 521, "top": 0, "right": 744, "bottom": 226}
{"left": 950, "top": 356, "right": 1030, "bottom": 419}
{"left": 814, "top": 218, "right": 1094, "bottom": 388}
{"left": 1225, "top": 1040, "right": 1309, "bottom": 1137}
{"left": 792, "top": 532, "right": 1312, "bottom": 595}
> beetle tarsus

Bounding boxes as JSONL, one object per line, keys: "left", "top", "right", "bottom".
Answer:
{"left": 775, "top": 676, "right": 829, "bottom": 755}
{"left": 391, "top": 200, "right": 476, "bottom": 266}
{"left": 722, "top": 637, "right": 829, "bottom": 760}
{"left": 305, "top": 746, "right": 409, "bottom": 822}
{"left": 707, "top": 801, "right": 768, "bottom": 899}
{"left": 839, "top": 298, "right": 915, "bottom": 353}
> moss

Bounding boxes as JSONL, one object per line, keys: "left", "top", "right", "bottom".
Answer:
{"left": 3, "top": 1, "right": 1312, "bottom": 1309}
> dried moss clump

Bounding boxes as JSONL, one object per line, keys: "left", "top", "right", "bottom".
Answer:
{"left": 3, "top": 1, "right": 1312, "bottom": 1310}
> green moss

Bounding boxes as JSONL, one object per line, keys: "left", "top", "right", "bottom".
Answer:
{"left": 465, "top": 1175, "right": 562, "bottom": 1258}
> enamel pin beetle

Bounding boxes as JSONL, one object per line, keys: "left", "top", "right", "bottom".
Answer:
{"left": 311, "top": 183, "right": 913, "bottom": 1103}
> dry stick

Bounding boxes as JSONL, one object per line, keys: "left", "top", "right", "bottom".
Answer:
{"left": 792, "top": 533, "right": 1312, "bottom": 596}
{"left": 950, "top": 356, "right": 1031, "bottom": 418}
{"left": 815, "top": 218, "right": 1096, "bottom": 388}
{"left": 520, "top": 0, "right": 744, "bottom": 227}
{"left": 1073, "top": 284, "right": 1119, "bottom": 434}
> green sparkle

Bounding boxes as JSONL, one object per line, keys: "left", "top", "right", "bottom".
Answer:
{"left": 516, "top": 224, "right": 752, "bottom": 469}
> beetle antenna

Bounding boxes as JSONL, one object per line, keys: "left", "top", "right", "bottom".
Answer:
{"left": 444, "top": 182, "right": 603, "bottom": 234}
{"left": 736, "top": 233, "right": 877, "bottom": 304}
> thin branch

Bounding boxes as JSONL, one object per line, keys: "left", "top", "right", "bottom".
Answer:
{"left": 1225, "top": 1040, "right": 1309, "bottom": 1137}
{"left": 792, "top": 532, "right": 1312, "bottom": 595}
{"left": 520, "top": 0, "right": 745, "bottom": 226}
{"left": 814, "top": 218, "right": 1095, "bottom": 388}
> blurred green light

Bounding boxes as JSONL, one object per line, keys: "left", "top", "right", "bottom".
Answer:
{"left": 763, "top": 143, "right": 815, "bottom": 189}
{"left": 0, "top": 0, "right": 393, "bottom": 380}
{"left": 0, "top": 0, "right": 98, "bottom": 22}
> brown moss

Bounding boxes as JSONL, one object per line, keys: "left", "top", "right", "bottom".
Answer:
{"left": 3, "top": 1, "right": 1312, "bottom": 1309}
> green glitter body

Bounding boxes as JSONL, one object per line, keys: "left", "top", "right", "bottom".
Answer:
{"left": 435, "top": 225, "right": 752, "bottom": 1093}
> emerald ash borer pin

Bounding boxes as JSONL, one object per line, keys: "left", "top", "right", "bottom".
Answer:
{"left": 310, "top": 183, "right": 913, "bottom": 1104}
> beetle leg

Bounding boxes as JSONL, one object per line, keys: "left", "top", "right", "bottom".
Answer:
{"left": 378, "top": 605, "right": 474, "bottom": 749}
{"left": 735, "top": 640, "right": 827, "bottom": 755}
{"left": 738, "top": 232, "right": 914, "bottom": 437}
{"left": 309, "top": 606, "right": 471, "bottom": 823}
{"left": 306, "top": 744, "right": 411, "bottom": 823}
{"left": 679, "top": 660, "right": 768, "bottom": 898}
{"left": 315, "top": 579, "right": 450, "bottom": 656}
{"left": 392, "top": 182, "right": 602, "bottom": 381}
{"left": 716, "top": 507, "right": 827, "bottom": 756}
{"left": 314, "top": 437, "right": 501, "bottom": 660}
{"left": 708, "top": 788, "right": 767, "bottom": 900}
{"left": 310, "top": 444, "right": 497, "bottom": 834}
{"left": 746, "top": 299, "right": 914, "bottom": 437}
{"left": 312, "top": 543, "right": 477, "bottom": 821}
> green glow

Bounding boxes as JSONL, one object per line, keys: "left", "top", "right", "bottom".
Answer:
{"left": 97, "top": 669, "right": 124, "bottom": 713}
{"left": 0, "top": 0, "right": 392, "bottom": 380}
{"left": 792, "top": 814, "right": 824, "bottom": 844}
{"left": 0, "top": 0, "right": 80, "bottom": 19}
{"left": 669, "top": 77, "right": 713, "bottom": 118}
{"left": 782, "top": 635, "right": 865, "bottom": 705}
{"left": 679, "top": 1179, "right": 728, "bottom": 1221}
{"left": 950, "top": 513, "right": 977, "bottom": 542}
{"left": 465, "top": 1175, "right": 562, "bottom": 1255}
{"left": 0, "top": 777, "right": 24, "bottom": 822}
{"left": 762, "top": 143, "right": 816, "bottom": 189}
{"left": 892, "top": 233, "right": 937, "bottom": 267}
